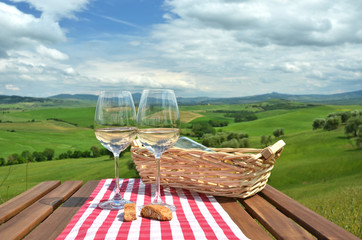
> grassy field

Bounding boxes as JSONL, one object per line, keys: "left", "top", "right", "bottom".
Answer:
{"left": 0, "top": 101, "right": 361, "bottom": 237}
{"left": 182, "top": 103, "right": 362, "bottom": 236}
{"left": 0, "top": 153, "right": 139, "bottom": 202}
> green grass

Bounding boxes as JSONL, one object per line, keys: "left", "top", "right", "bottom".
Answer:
{"left": 266, "top": 127, "right": 362, "bottom": 236}
{"left": 0, "top": 99, "right": 94, "bottom": 110}
{"left": 0, "top": 101, "right": 361, "bottom": 237}
{"left": 0, "top": 121, "right": 99, "bottom": 158}
{"left": 222, "top": 105, "right": 362, "bottom": 136}
{"left": 0, "top": 153, "right": 139, "bottom": 202}
{"left": 0, "top": 106, "right": 98, "bottom": 158}
{"left": 181, "top": 103, "right": 362, "bottom": 237}
{"left": 1, "top": 107, "right": 95, "bottom": 128}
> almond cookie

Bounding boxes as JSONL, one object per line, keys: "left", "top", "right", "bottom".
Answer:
{"left": 141, "top": 204, "right": 172, "bottom": 221}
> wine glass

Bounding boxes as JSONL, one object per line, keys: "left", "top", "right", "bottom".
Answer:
{"left": 94, "top": 90, "right": 137, "bottom": 210}
{"left": 137, "top": 89, "right": 181, "bottom": 211}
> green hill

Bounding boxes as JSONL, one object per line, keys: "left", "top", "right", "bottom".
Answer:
{"left": 0, "top": 101, "right": 361, "bottom": 237}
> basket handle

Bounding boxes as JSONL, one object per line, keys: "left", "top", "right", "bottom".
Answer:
{"left": 262, "top": 140, "right": 286, "bottom": 159}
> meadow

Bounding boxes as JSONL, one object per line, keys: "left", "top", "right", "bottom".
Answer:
{"left": 0, "top": 100, "right": 361, "bottom": 237}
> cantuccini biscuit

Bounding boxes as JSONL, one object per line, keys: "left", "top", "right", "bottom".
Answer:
{"left": 124, "top": 203, "right": 137, "bottom": 222}
{"left": 140, "top": 204, "right": 172, "bottom": 221}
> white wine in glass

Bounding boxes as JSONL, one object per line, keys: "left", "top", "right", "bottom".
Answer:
{"left": 137, "top": 89, "right": 180, "bottom": 211}
{"left": 94, "top": 91, "right": 137, "bottom": 210}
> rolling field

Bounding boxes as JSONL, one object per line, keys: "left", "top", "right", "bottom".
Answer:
{"left": 0, "top": 101, "right": 361, "bottom": 236}
{"left": 179, "top": 110, "right": 203, "bottom": 123}
{"left": 1, "top": 107, "right": 95, "bottom": 128}
{"left": 183, "top": 103, "right": 362, "bottom": 236}
{"left": 0, "top": 121, "right": 98, "bottom": 157}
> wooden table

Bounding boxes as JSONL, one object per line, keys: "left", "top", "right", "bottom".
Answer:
{"left": 0, "top": 180, "right": 359, "bottom": 240}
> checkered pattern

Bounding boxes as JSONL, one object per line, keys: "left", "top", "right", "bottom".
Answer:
{"left": 57, "top": 179, "right": 249, "bottom": 240}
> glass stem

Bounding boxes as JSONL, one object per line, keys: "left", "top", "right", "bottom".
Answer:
{"left": 153, "top": 155, "right": 162, "bottom": 204}
{"left": 113, "top": 153, "right": 122, "bottom": 201}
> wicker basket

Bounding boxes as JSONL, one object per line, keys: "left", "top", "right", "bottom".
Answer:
{"left": 131, "top": 139, "right": 285, "bottom": 198}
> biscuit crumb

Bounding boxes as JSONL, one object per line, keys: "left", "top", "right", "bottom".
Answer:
{"left": 124, "top": 203, "right": 137, "bottom": 222}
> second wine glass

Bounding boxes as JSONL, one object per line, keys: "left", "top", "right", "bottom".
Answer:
{"left": 136, "top": 89, "right": 180, "bottom": 211}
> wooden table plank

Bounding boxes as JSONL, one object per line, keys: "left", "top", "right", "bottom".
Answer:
{"left": 216, "top": 196, "right": 273, "bottom": 240}
{"left": 260, "top": 185, "right": 361, "bottom": 240}
{"left": 0, "top": 181, "right": 60, "bottom": 224}
{"left": 24, "top": 180, "right": 99, "bottom": 240}
{"left": 241, "top": 194, "right": 315, "bottom": 240}
{"left": 0, "top": 181, "right": 82, "bottom": 240}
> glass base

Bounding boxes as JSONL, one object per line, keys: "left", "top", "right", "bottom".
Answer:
{"left": 139, "top": 201, "right": 177, "bottom": 212}
{"left": 98, "top": 199, "right": 134, "bottom": 210}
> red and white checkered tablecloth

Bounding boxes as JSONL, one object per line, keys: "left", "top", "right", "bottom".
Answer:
{"left": 57, "top": 179, "right": 250, "bottom": 240}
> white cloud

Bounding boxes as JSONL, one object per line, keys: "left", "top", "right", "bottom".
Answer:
{"left": 6, "top": 84, "right": 20, "bottom": 91}
{"left": 9, "top": 0, "right": 90, "bottom": 20}
{"left": 76, "top": 60, "right": 197, "bottom": 90}
{"left": 64, "top": 67, "right": 75, "bottom": 75}
{"left": 0, "top": 2, "right": 66, "bottom": 54}
{"left": 0, "top": 0, "right": 361, "bottom": 97}
{"left": 143, "top": 0, "right": 362, "bottom": 95}
{"left": 36, "top": 45, "right": 69, "bottom": 60}
{"left": 161, "top": 0, "right": 362, "bottom": 46}
{"left": 0, "top": 0, "right": 90, "bottom": 61}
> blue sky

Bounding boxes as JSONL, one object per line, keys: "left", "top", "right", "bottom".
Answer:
{"left": 0, "top": 0, "right": 361, "bottom": 98}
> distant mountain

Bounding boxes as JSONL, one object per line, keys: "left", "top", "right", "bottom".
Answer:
{"left": 0, "top": 95, "right": 56, "bottom": 104}
{"left": 50, "top": 93, "right": 142, "bottom": 104}
{"left": 2, "top": 90, "right": 361, "bottom": 106}
{"left": 177, "top": 90, "right": 362, "bottom": 105}
{"left": 49, "top": 94, "right": 98, "bottom": 101}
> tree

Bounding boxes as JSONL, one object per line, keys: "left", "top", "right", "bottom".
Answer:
{"left": 58, "top": 153, "right": 68, "bottom": 159}
{"left": 65, "top": 150, "right": 72, "bottom": 158}
{"left": 208, "top": 120, "right": 228, "bottom": 127}
{"left": 237, "top": 133, "right": 249, "bottom": 139}
{"left": 273, "top": 128, "right": 284, "bottom": 137}
{"left": 71, "top": 150, "right": 83, "bottom": 158}
{"left": 239, "top": 138, "right": 250, "bottom": 148}
{"left": 221, "top": 139, "right": 239, "bottom": 148}
{"left": 234, "top": 112, "right": 257, "bottom": 122}
{"left": 0, "top": 157, "right": 6, "bottom": 166}
{"left": 21, "top": 150, "right": 33, "bottom": 162}
{"left": 340, "top": 111, "right": 352, "bottom": 123}
{"left": 261, "top": 135, "right": 272, "bottom": 147}
{"left": 8, "top": 153, "right": 21, "bottom": 165}
{"left": 43, "top": 148, "right": 55, "bottom": 160}
{"left": 313, "top": 118, "right": 325, "bottom": 130}
{"left": 82, "top": 150, "right": 91, "bottom": 158}
{"left": 100, "top": 148, "right": 113, "bottom": 158}
{"left": 324, "top": 116, "right": 340, "bottom": 131}
{"left": 345, "top": 116, "right": 362, "bottom": 137}
{"left": 201, "top": 134, "right": 220, "bottom": 147}
{"left": 33, "top": 151, "right": 46, "bottom": 162}
{"left": 91, "top": 146, "right": 101, "bottom": 157}
{"left": 356, "top": 125, "right": 362, "bottom": 148}
{"left": 127, "top": 159, "right": 136, "bottom": 171}
{"left": 351, "top": 110, "right": 362, "bottom": 118}
{"left": 192, "top": 122, "right": 215, "bottom": 137}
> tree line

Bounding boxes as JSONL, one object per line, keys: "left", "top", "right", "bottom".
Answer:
{"left": 260, "top": 128, "right": 285, "bottom": 147}
{"left": 212, "top": 110, "right": 258, "bottom": 123}
{"left": 0, "top": 145, "right": 121, "bottom": 166}
{"left": 182, "top": 119, "right": 284, "bottom": 148}
{"left": 201, "top": 132, "right": 250, "bottom": 148}
{"left": 312, "top": 110, "right": 362, "bottom": 148}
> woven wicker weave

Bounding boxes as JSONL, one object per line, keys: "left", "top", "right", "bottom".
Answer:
{"left": 131, "top": 140, "right": 285, "bottom": 198}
